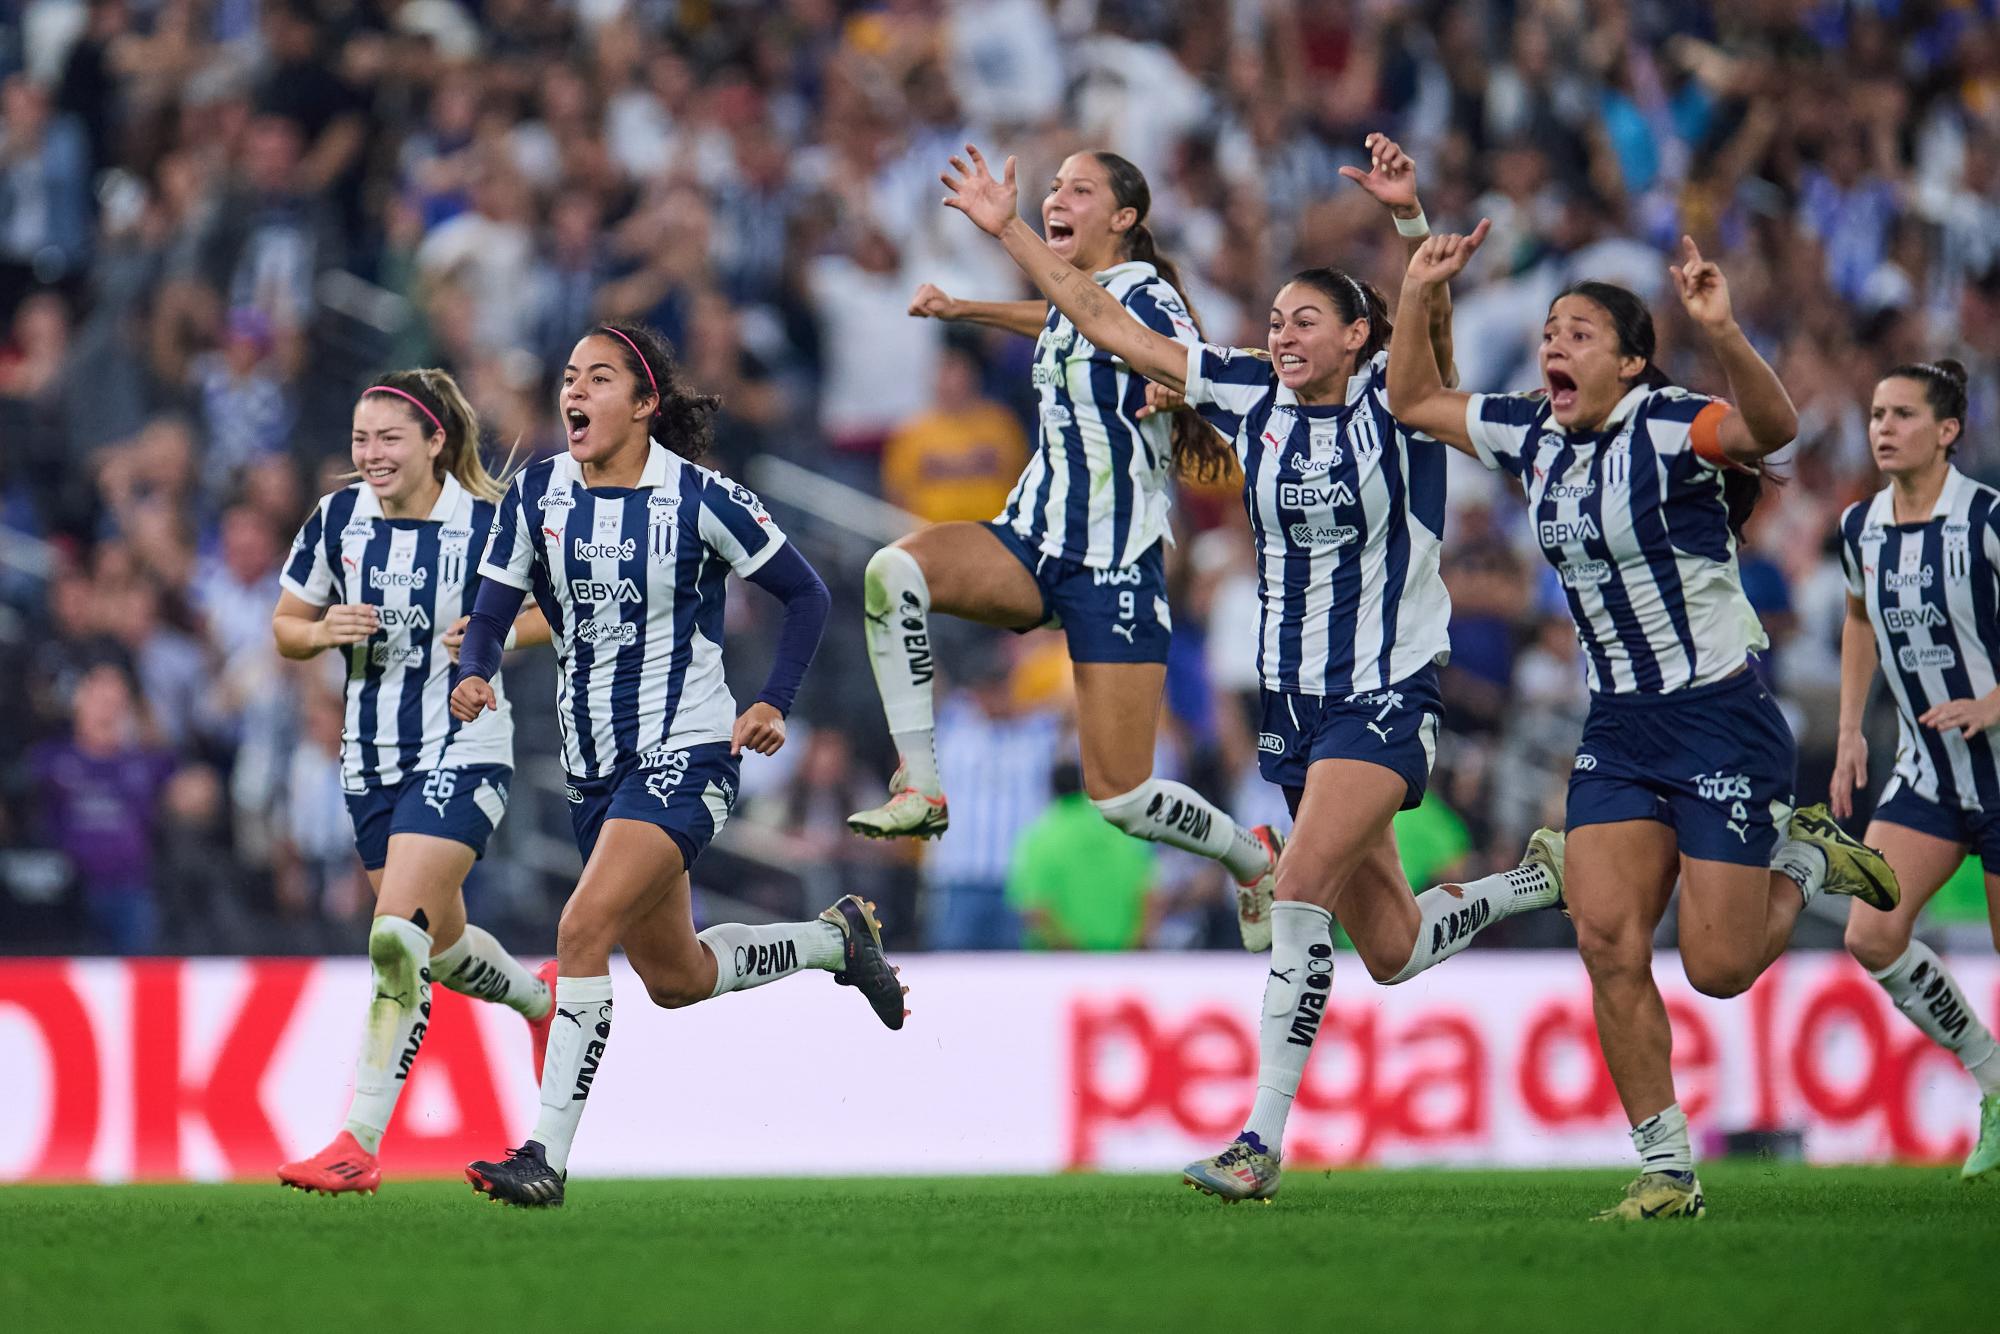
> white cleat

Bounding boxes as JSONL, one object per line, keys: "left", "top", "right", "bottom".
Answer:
{"left": 1519, "top": 826, "right": 1566, "bottom": 913}
{"left": 1183, "top": 1133, "right": 1281, "bottom": 1203}
{"left": 1235, "top": 825, "right": 1284, "bottom": 952}
{"left": 847, "top": 767, "right": 949, "bottom": 840}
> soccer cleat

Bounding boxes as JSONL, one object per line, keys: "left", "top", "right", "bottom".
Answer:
{"left": 1183, "top": 1133, "right": 1281, "bottom": 1203}
{"left": 465, "top": 1140, "right": 565, "bottom": 1208}
{"left": 526, "top": 958, "right": 560, "bottom": 1085}
{"left": 1520, "top": 826, "right": 1567, "bottom": 913}
{"left": 1789, "top": 803, "right": 1900, "bottom": 910}
{"left": 1235, "top": 826, "right": 1284, "bottom": 952}
{"left": 1590, "top": 1170, "right": 1706, "bottom": 1221}
{"left": 277, "top": 1130, "right": 381, "bottom": 1196}
{"left": 1962, "top": 1094, "right": 2000, "bottom": 1182}
{"left": 821, "top": 894, "right": 908, "bottom": 1030}
{"left": 846, "top": 766, "right": 949, "bottom": 840}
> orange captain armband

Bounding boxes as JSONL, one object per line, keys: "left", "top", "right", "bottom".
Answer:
{"left": 1689, "top": 400, "right": 1754, "bottom": 473}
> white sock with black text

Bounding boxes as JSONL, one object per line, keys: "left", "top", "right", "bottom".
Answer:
{"left": 342, "top": 915, "right": 434, "bottom": 1154}
{"left": 1631, "top": 1103, "right": 1694, "bottom": 1178}
{"left": 862, "top": 546, "right": 940, "bottom": 795}
{"left": 1387, "top": 864, "right": 1550, "bottom": 984}
{"left": 697, "top": 920, "right": 845, "bottom": 997}
{"left": 1093, "top": 779, "right": 1271, "bottom": 883}
{"left": 1870, "top": 942, "right": 2000, "bottom": 1095}
{"left": 431, "top": 924, "right": 552, "bottom": 1019}
{"left": 1771, "top": 839, "right": 1829, "bottom": 905}
{"left": 529, "top": 975, "right": 614, "bottom": 1174}
{"left": 1241, "top": 901, "right": 1336, "bottom": 1155}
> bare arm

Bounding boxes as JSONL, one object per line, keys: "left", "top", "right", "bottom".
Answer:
{"left": 1667, "top": 236, "right": 1798, "bottom": 461}
{"left": 909, "top": 283, "right": 1048, "bottom": 339}
{"left": 1830, "top": 595, "right": 1877, "bottom": 820}
{"left": 940, "top": 146, "right": 1191, "bottom": 390}
{"left": 1385, "top": 223, "right": 1492, "bottom": 453}
{"left": 1339, "top": 132, "right": 1458, "bottom": 386}
{"left": 272, "top": 589, "right": 376, "bottom": 661}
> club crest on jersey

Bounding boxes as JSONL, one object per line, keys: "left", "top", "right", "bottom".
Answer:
{"left": 1603, "top": 439, "right": 1631, "bottom": 488}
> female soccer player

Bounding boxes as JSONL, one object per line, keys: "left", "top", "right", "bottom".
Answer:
{"left": 273, "top": 369, "right": 557, "bottom": 1195}
{"left": 853, "top": 147, "right": 1285, "bottom": 951}
{"left": 1388, "top": 227, "right": 1900, "bottom": 1219}
{"left": 451, "top": 323, "right": 905, "bottom": 1207}
{"left": 939, "top": 140, "right": 1568, "bottom": 1202}
{"left": 1832, "top": 359, "right": 2000, "bottom": 1181}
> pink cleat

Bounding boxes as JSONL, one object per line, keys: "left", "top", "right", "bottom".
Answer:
{"left": 277, "top": 1130, "right": 381, "bottom": 1196}
{"left": 526, "top": 959, "right": 560, "bottom": 1084}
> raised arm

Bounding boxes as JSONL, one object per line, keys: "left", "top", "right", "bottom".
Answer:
{"left": 1340, "top": 132, "right": 1458, "bottom": 386}
{"left": 1669, "top": 236, "right": 1798, "bottom": 462}
{"left": 909, "top": 283, "right": 1049, "bottom": 339}
{"left": 1385, "top": 222, "right": 1491, "bottom": 452}
{"left": 941, "top": 145, "right": 1190, "bottom": 391}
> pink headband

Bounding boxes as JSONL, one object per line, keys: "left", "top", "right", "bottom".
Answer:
{"left": 364, "top": 384, "right": 445, "bottom": 437}
{"left": 600, "top": 327, "right": 658, "bottom": 405}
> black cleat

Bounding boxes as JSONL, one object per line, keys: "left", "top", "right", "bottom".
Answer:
{"left": 820, "top": 895, "right": 909, "bottom": 1031}
{"left": 465, "top": 1140, "right": 565, "bottom": 1208}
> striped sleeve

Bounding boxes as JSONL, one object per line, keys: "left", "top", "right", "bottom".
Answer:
{"left": 699, "top": 474, "right": 787, "bottom": 577}
{"left": 1641, "top": 388, "right": 1735, "bottom": 472}
{"left": 1838, "top": 501, "right": 1865, "bottom": 599}
{"left": 1123, "top": 278, "right": 1201, "bottom": 348}
{"left": 479, "top": 471, "right": 536, "bottom": 589}
{"left": 279, "top": 498, "right": 335, "bottom": 605}
{"left": 1463, "top": 392, "right": 1544, "bottom": 478}
{"left": 1182, "top": 342, "right": 1276, "bottom": 442}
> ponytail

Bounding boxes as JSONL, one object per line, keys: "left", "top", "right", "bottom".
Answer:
{"left": 361, "top": 368, "right": 510, "bottom": 502}
{"left": 1090, "top": 151, "right": 1232, "bottom": 484}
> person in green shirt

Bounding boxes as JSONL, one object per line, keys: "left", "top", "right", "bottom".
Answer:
{"left": 1007, "top": 762, "right": 1156, "bottom": 949}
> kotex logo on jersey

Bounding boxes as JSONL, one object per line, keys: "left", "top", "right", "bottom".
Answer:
{"left": 1884, "top": 567, "right": 1934, "bottom": 591}
{"left": 569, "top": 577, "right": 642, "bottom": 603}
{"left": 573, "top": 538, "right": 637, "bottom": 562}
{"left": 369, "top": 567, "right": 429, "bottom": 589}
{"left": 1881, "top": 605, "right": 1947, "bottom": 632}
{"left": 1277, "top": 481, "right": 1357, "bottom": 509}
{"left": 1543, "top": 480, "right": 1596, "bottom": 501}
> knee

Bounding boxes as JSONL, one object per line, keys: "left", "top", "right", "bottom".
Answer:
{"left": 555, "top": 900, "right": 616, "bottom": 968}
{"left": 1844, "top": 915, "right": 1908, "bottom": 974}
{"left": 1091, "top": 780, "right": 1157, "bottom": 837}
{"left": 1682, "top": 954, "right": 1758, "bottom": 1000}
{"left": 864, "top": 544, "right": 923, "bottom": 610}
{"left": 1572, "top": 917, "right": 1650, "bottom": 985}
{"left": 643, "top": 975, "right": 706, "bottom": 1010}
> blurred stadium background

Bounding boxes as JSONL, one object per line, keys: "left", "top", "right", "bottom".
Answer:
{"left": 3, "top": 0, "right": 2000, "bottom": 1184}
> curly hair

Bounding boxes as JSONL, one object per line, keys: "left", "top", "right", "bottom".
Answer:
{"left": 592, "top": 322, "right": 721, "bottom": 462}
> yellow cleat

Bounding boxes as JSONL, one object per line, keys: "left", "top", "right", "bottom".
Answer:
{"left": 1590, "top": 1171, "right": 1706, "bottom": 1221}
{"left": 1789, "top": 804, "right": 1899, "bottom": 910}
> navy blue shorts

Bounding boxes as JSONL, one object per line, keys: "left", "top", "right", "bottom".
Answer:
{"left": 1259, "top": 666, "right": 1442, "bottom": 816}
{"left": 983, "top": 522, "right": 1171, "bottom": 664}
{"left": 345, "top": 764, "right": 512, "bottom": 871}
{"left": 566, "top": 742, "right": 740, "bottom": 869}
{"left": 1567, "top": 671, "right": 1796, "bottom": 866}
{"left": 1873, "top": 777, "right": 2000, "bottom": 870}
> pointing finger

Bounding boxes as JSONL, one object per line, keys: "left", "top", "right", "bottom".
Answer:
{"left": 1682, "top": 234, "right": 1704, "bottom": 268}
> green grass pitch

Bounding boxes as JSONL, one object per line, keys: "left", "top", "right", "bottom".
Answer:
{"left": 6, "top": 1166, "right": 1992, "bottom": 1333}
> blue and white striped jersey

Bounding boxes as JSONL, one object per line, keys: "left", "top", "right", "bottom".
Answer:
{"left": 1466, "top": 385, "right": 1767, "bottom": 695}
{"left": 480, "top": 443, "right": 785, "bottom": 778}
{"left": 1183, "top": 346, "right": 1452, "bottom": 697}
{"left": 997, "top": 260, "right": 1200, "bottom": 569}
{"left": 281, "top": 474, "right": 513, "bottom": 790}
{"left": 1841, "top": 468, "right": 2000, "bottom": 811}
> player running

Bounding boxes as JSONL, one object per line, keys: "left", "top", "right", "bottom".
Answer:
{"left": 853, "top": 147, "right": 1284, "bottom": 950}
{"left": 273, "top": 369, "right": 557, "bottom": 1195}
{"left": 451, "top": 323, "right": 904, "bottom": 1208}
{"left": 1388, "top": 227, "right": 1900, "bottom": 1220}
{"left": 1832, "top": 358, "right": 2000, "bottom": 1181}
{"left": 940, "top": 139, "right": 1568, "bottom": 1203}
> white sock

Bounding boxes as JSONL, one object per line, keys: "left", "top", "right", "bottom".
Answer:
{"left": 1241, "top": 901, "right": 1335, "bottom": 1154}
{"left": 529, "top": 974, "right": 613, "bottom": 1174}
{"left": 1870, "top": 942, "right": 2000, "bottom": 1095}
{"left": 1631, "top": 1103, "right": 1694, "bottom": 1177}
{"left": 1387, "top": 864, "right": 1549, "bottom": 984}
{"left": 431, "top": 924, "right": 552, "bottom": 1019}
{"left": 342, "top": 915, "right": 434, "bottom": 1154}
{"left": 863, "top": 546, "right": 940, "bottom": 795}
{"left": 1771, "top": 838, "right": 1828, "bottom": 905}
{"left": 1093, "top": 779, "right": 1271, "bottom": 882}
{"left": 696, "top": 920, "right": 845, "bottom": 997}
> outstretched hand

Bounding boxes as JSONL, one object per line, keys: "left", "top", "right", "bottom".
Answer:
{"left": 909, "top": 283, "right": 956, "bottom": 320}
{"left": 1338, "top": 132, "right": 1421, "bottom": 216}
{"left": 940, "top": 144, "right": 1019, "bottom": 238}
{"left": 1669, "top": 235, "right": 1733, "bottom": 332}
{"left": 1404, "top": 219, "right": 1491, "bottom": 287}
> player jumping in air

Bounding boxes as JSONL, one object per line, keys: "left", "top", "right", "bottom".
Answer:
{"left": 1833, "top": 358, "right": 2000, "bottom": 1181}
{"left": 852, "top": 147, "right": 1284, "bottom": 949}
{"left": 451, "top": 324, "right": 905, "bottom": 1207}
{"left": 942, "top": 137, "right": 1569, "bottom": 1203}
{"left": 273, "top": 370, "right": 556, "bottom": 1195}
{"left": 1389, "top": 225, "right": 1900, "bottom": 1220}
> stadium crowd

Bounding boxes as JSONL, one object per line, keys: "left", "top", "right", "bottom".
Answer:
{"left": 2, "top": 0, "right": 1997, "bottom": 955}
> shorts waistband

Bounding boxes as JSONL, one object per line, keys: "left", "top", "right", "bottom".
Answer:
{"left": 1587, "top": 666, "right": 1757, "bottom": 711}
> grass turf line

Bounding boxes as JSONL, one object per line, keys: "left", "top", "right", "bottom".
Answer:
{"left": 4, "top": 1165, "right": 1991, "bottom": 1334}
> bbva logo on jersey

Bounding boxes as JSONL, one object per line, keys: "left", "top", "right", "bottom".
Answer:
{"left": 1882, "top": 604, "right": 1947, "bottom": 632}
{"left": 569, "top": 577, "right": 642, "bottom": 603}
{"left": 1537, "top": 516, "right": 1601, "bottom": 546}
{"left": 1278, "top": 481, "right": 1357, "bottom": 509}
{"left": 377, "top": 605, "right": 432, "bottom": 632}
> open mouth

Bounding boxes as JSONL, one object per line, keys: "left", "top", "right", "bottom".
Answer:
{"left": 1046, "top": 218, "right": 1075, "bottom": 246}
{"left": 566, "top": 408, "right": 591, "bottom": 445}
{"left": 1546, "top": 368, "right": 1578, "bottom": 413}
{"left": 362, "top": 465, "right": 398, "bottom": 487}
{"left": 1277, "top": 354, "right": 1306, "bottom": 376}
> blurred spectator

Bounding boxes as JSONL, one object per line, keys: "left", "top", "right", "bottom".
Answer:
{"left": 0, "top": 75, "right": 92, "bottom": 301}
{"left": 880, "top": 344, "right": 1030, "bottom": 523}
{"left": 1007, "top": 759, "right": 1156, "bottom": 950}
